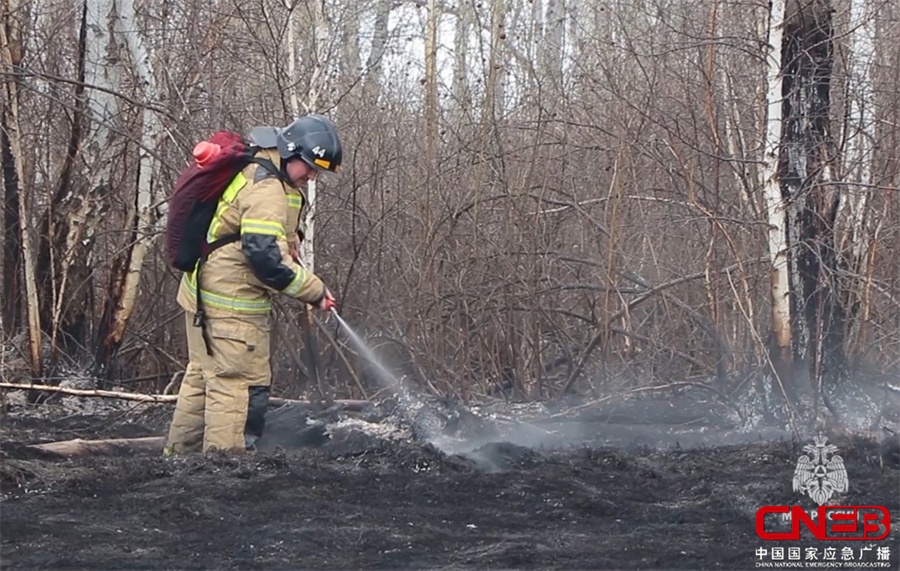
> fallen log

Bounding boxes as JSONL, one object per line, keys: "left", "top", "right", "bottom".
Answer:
{"left": 0, "top": 382, "right": 371, "bottom": 410}
{"left": 30, "top": 436, "right": 165, "bottom": 457}
{"left": 27, "top": 423, "right": 333, "bottom": 458}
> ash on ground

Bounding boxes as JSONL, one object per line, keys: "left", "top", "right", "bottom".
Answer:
{"left": 3, "top": 377, "right": 898, "bottom": 474}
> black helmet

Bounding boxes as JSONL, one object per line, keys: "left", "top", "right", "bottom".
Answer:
{"left": 276, "top": 114, "right": 342, "bottom": 173}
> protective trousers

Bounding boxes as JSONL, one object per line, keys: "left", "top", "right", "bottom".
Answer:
{"left": 164, "top": 311, "right": 271, "bottom": 454}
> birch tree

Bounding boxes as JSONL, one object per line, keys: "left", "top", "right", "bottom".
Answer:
{"left": 2, "top": 0, "right": 898, "bottom": 408}
{"left": 286, "top": 0, "right": 302, "bottom": 121}
{"left": 44, "top": 0, "right": 121, "bottom": 361}
{"left": 759, "top": 0, "right": 792, "bottom": 392}
{"left": 424, "top": 0, "right": 438, "bottom": 181}
{"left": 364, "top": 0, "right": 391, "bottom": 95}
{"left": 282, "top": 0, "right": 333, "bottom": 397}
{"left": 298, "top": 0, "right": 331, "bottom": 272}
{"left": 452, "top": 0, "right": 471, "bottom": 115}
{"left": 541, "top": 0, "right": 565, "bottom": 98}
{"left": 80, "top": 0, "right": 119, "bottom": 240}
{"left": 95, "top": 0, "right": 165, "bottom": 372}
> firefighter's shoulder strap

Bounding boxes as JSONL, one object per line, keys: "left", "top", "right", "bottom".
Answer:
{"left": 193, "top": 156, "right": 289, "bottom": 356}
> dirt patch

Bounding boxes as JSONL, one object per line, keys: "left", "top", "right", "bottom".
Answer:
{"left": 1, "top": 400, "right": 898, "bottom": 570}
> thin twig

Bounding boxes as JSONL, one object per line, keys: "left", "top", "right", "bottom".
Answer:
{"left": 0, "top": 382, "right": 371, "bottom": 410}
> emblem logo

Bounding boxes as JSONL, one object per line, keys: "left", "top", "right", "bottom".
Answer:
{"left": 792, "top": 434, "right": 849, "bottom": 506}
{"left": 757, "top": 433, "right": 890, "bottom": 541}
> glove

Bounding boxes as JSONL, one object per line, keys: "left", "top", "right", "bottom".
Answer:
{"left": 318, "top": 288, "right": 335, "bottom": 312}
{"left": 289, "top": 233, "right": 301, "bottom": 262}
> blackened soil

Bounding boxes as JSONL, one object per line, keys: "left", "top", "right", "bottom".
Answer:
{"left": 1, "top": 406, "right": 898, "bottom": 570}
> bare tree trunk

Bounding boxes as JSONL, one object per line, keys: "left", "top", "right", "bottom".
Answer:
{"left": 703, "top": 0, "right": 727, "bottom": 384}
{"left": 780, "top": 0, "right": 844, "bottom": 399}
{"left": 29, "top": 0, "right": 119, "bottom": 370}
{"left": 304, "top": 0, "right": 329, "bottom": 116}
{"left": 285, "top": 0, "right": 301, "bottom": 118}
{"left": 529, "top": 0, "right": 543, "bottom": 65}
{"left": 839, "top": 0, "right": 876, "bottom": 255}
{"left": 365, "top": 0, "right": 391, "bottom": 95}
{"left": 1, "top": 99, "right": 22, "bottom": 335}
{"left": 489, "top": 0, "right": 507, "bottom": 111}
{"left": 45, "top": 1, "right": 90, "bottom": 362}
{"left": 452, "top": 0, "right": 471, "bottom": 114}
{"left": 341, "top": 3, "right": 361, "bottom": 86}
{"left": 1, "top": 0, "right": 42, "bottom": 378}
{"left": 839, "top": 0, "right": 877, "bottom": 353}
{"left": 298, "top": 0, "right": 330, "bottom": 272}
{"left": 297, "top": 0, "right": 331, "bottom": 400}
{"left": 759, "top": 0, "right": 792, "bottom": 391}
{"left": 424, "top": 0, "right": 439, "bottom": 235}
{"left": 95, "top": 0, "right": 163, "bottom": 375}
{"left": 44, "top": 0, "right": 112, "bottom": 363}
{"left": 542, "top": 0, "right": 565, "bottom": 96}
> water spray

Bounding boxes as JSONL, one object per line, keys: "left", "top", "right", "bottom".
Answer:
{"left": 326, "top": 307, "right": 417, "bottom": 406}
{"left": 293, "top": 256, "right": 427, "bottom": 420}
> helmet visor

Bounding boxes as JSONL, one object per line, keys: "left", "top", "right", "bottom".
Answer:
{"left": 302, "top": 154, "right": 339, "bottom": 173}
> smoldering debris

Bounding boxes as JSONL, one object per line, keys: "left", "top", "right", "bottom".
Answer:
{"left": 4, "top": 383, "right": 899, "bottom": 477}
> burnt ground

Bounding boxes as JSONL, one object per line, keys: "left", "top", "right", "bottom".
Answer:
{"left": 1, "top": 395, "right": 898, "bottom": 571}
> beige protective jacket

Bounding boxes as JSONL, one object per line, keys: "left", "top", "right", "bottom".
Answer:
{"left": 176, "top": 148, "right": 325, "bottom": 317}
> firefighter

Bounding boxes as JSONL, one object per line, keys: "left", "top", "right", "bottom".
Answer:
{"left": 164, "top": 114, "right": 341, "bottom": 455}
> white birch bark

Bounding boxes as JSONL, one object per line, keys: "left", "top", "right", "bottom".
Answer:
{"left": 300, "top": 156, "right": 317, "bottom": 275}
{"left": 51, "top": 0, "right": 121, "bottom": 352}
{"left": 530, "top": 0, "right": 543, "bottom": 67}
{"left": 105, "top": 0, "right": 164, "bottom": 346}
{"left": 452, "top": 0, "right": 470, "bottom": 112}
{"left": 285, "top": 0, "right": 301, "bottom": 118}
{"left": 838, "top": 0, "right": 876, "bottom": 261}
{"left": 425, "top": 0, "right": 438, "bottom": 177}
{"left": 487, "top": 0, "right": 507, "bottom": 113}
{"left": 84, "top": 0, "right": 119, "bottom": 162}
{"left": 365, "top": 0, "right": 392, "bottom": 93}
{"left": 342, "top": 4, "right": 361, "bottom": 81}
{"left": 543, "top": 0, "right": 565, "bottom": 92}
{"left": 759, "top": 0, "right": 791, "bottom": 360}
{"left": 299, "top": 0, "right": 331, "bottom": 273}
{"left": 304, "top": 0, "right": 330, "bottom": 115}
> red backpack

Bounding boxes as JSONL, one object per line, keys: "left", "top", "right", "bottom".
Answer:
{"left": 165, "top": 130, "right": 292, "bottom": 353}
{"left": 164, "top": 131, "right": 282, "bottom": 272}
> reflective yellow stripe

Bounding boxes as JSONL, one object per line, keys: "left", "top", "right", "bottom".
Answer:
{"left": 207, "top": 173, "right": 248, "bottom": 242}
{"left": 283, "top": 267, "right": 310, "bottom": 296}
{"left": 222, "top": 173, "right": 246, "bottom": 203}
{"left": 182, "top": 273, "right": 271, "bottom": 314}
{"left": 287, "top": 195, "right": 303, "bottom": 210}
{"left": 242, "top": 219, "right": 285, "bottom": 237}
